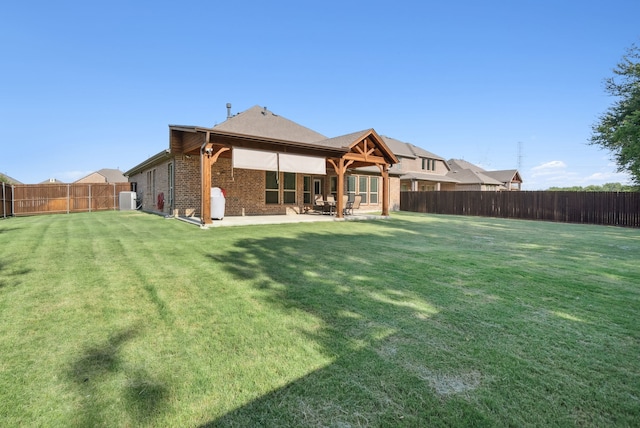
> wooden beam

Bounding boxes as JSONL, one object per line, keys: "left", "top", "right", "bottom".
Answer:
{"left": 201, "top": 147, "right": 213, "bottom": 225}
{"left": 200, "top": 145, "right": 229, "bottom": 225}
{"left": 328, "top": 158, "right": 353, "bottom": 219}
{"left": 342, "top": 153, "right": 387, "bottom": 164}
{"left": 182, "top": 132, "right": 206, "bottom": 154}
{"left": 378, "top": 164, "right": 390, "bottom": 216}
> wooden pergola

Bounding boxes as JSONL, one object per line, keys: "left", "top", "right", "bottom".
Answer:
{"left": 169, "top": 127, "right": 397, "bottom": 225}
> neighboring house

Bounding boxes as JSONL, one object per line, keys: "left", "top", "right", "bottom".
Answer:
{"left": 381, "top": 136, "right": 459, "bottom": 191}
{"left": 446, "top": 159, "right": 523, "bottom": 191}
{"left": 0, "top": 174, "right": 22, "bottom": 184}
{"left": 74, "top": 168, "right": 128, "bottom": 184}
{"left": 39, "top": 178, "right": 65, "bottom": 184}
{"left": 125, "top": 105, "right": 398, "bottom": 225}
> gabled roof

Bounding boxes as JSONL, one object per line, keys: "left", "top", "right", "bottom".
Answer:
{"left": 212, "top": 105, "right": 327, "bottom": 144}
{"left": 446, "top": 169, "right": 503, "bottom": 185}
{"left": 448, "top": 158, "right": 486, "bottom": 173}
{"left": 401, "top": 171, "right": 460, "bottom": 183}
{"left": 0, "top": 173, "right": 22, "bottom": 184}
{"left": 135, "top": 105, "right": 399, "bottom": 175}
{"left": 315, "top": 130, "right": 370, "bottom": 149}
{"left": 317, "top": 129, "right": 398, "bottom": 166}
{"left": 408, "top": 144, "right": 445, "bottom": 161}
{"left": 95, "top": 168, "right": 128, "bottom": 182}
{"left": 380, "top": 136, "right": 416, "bottom": 158}
{"left": 447, "top": 159, "right": 522, "bottom": 185}
{"left": 75, "top": 168, "right": 127, "bottom": 183}
{"left": 483, "top": 170, "right": 523, "bottom": 184}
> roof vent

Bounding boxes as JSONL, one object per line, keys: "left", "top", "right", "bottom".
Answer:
{"left": 226, "top": 103, "right": 232, "bottom": 119}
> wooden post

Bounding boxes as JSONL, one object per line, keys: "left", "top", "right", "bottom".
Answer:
{"left": 380, "top": 164, "right": 390, "bottom": 216}
{"left": 200, "top": 141, "right": 230, "bottom": 226}
{"left": 201, "top": 148, "right": 212, "bottom": 225}
{"left": 328, "top": 158, "right": 353, "bottom": 219}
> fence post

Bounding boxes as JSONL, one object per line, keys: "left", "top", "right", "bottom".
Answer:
{"left": 67, "top": 184, "right": 70, "bottom": 214}
{"left": 113, "top": 183, "right": 117, "bottom": 210}
{"left": 1, "top": 182, "right": 5, "bottom": 218}
{"left": 89, "top": 184, "right": 92, "bottom": 213}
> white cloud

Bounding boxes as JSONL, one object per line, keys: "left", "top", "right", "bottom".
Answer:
{"left": 524, "top": 159, "right": 633, "bottom": 190}
{"left": 582, "top": 171, "right": 632, "bottom": 184}
{"left": 530, "top": 160, "right": 566, "bottom": 174}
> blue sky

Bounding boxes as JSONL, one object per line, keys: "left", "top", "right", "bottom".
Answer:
{"left": 1, "top": 0, "right": 638, "bottom": 189}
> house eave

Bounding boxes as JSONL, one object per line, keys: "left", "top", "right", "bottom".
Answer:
{"left": 124, "top": 149, "right": 171, "bottom": 177}
{"left": 169, "top": 125, "right": 349, "bottom": 157}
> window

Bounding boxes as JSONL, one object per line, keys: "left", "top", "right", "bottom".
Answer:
{"left": 422, "top": 158, "right": 436, "bottom": 171}
{"left": 265, "top": 171, "right": 297, "bottom": 204}
{"left": 314, "top": 178, "right": 322, "bottom": 197}
{"left": 146, "top": 168, "right": 156, "bottom": 206}
{"left": 330, "top": 176, "right": 337, "bottom": 197}
{"left": 303, "top": 176, "right": 311, "bottom": 204}
{"left": 359, "top": 176, "right": 368, "bottom": 204}
{"left": 346, "top": 176, "right": 356, "bottom": 200}
{"left": 265, "top": 171, "right": 279, "bottom": 204}
{"left": 283, "top": 172, "right": 296, "bottom": 204}
{"left": 370, "top": 177, "right": 379, "bottom": 204}
{"left": 167, "top": 163, "right": 174, "bottom": 207}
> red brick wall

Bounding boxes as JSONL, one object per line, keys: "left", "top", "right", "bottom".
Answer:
{"left": 134, "top": 155, "right": 401, "bottom": 218}
{"left": 128, "top": 159, "right": 171, "bottom": 214}
{"left": 174, "top": 156, "right": 200, "bottom": 217}
{"left": 174, "top": 157, "right": 310, "bottom": 217}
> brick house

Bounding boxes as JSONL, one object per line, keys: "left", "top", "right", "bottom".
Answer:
{"left": 125, "top": 105, "right": 398, "bottom": 224}
{"left": 380, "top": 136, "right": 460, "bottom": 191}
{"left": 74, "top": 168, "right": 128, "bottom": 184}
{"left": 447, "top": 159, "right": 523, "bottom": 191}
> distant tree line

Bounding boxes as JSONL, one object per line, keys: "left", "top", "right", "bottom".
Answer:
{"left": 547, "top": 182, "right": 639, "bottom": 192}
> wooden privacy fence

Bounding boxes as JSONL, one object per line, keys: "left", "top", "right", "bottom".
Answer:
{"left": 1, "top": 182, "right": 11, "bottom": 218}
{"left": 1, "top": 183, "right": 132, "bottom": 217}
{"left": 401, "top": 191, "right": 640, "bottom": 228}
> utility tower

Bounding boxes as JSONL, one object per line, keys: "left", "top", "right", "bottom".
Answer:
{"left": 517, "top": 142, "right": 523, "bottom": 170}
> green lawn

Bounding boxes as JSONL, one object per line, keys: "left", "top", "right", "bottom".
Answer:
{"left": 1, "top": 211, "right": 639, "bottom": 427}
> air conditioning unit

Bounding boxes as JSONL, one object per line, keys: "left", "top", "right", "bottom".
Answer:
{"left": 119, "top": 191, "right": 137, "bottom": 210}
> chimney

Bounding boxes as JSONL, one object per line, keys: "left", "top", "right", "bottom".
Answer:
{"left": 226, "top": 103, "right": 232, "bottom": 119}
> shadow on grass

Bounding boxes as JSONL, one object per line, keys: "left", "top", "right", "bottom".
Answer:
{"left": 200, "top": 227, "right": 492, "bottom": 426}
{"left": 0, "top": 256, "right": 32, "bottom": 288}
{"left": 66, "top": 326, "right": 169, "bottom": 426}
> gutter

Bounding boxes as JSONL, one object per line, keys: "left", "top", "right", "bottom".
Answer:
{"left": 124, "top": 149, "right": 171, "bottom": 177}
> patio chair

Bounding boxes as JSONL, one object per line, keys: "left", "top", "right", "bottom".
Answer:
{"left": 351, "top": 195, "right": 362, "bottom": 213}
{"left": 313, "top": 195, "right": 324, "bottom": 213}
{"left": 324, "top": 195, "right": 336, "bottom": 215}
{"left": 343, "top": 195, "right": 353, "bottom": 215}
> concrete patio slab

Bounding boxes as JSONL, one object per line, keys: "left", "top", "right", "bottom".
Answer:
{"left": 175, "top": 211, "right": 388, "bottom": 228}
